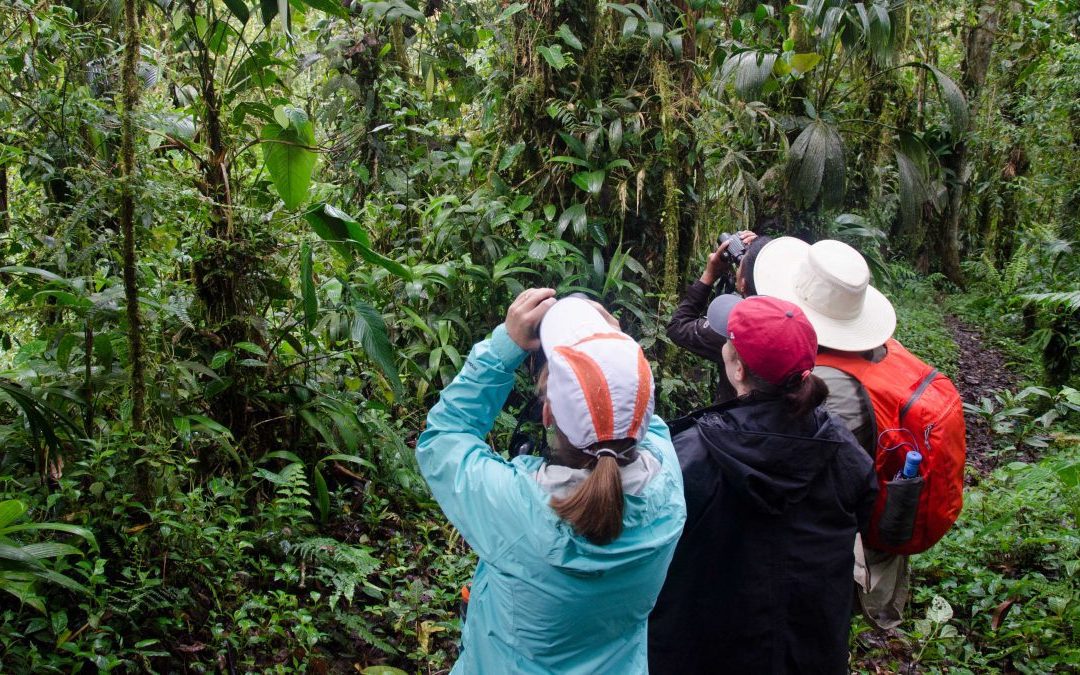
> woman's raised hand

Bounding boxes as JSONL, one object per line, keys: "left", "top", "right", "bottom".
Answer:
{"left": 506, "top": 288, "right": 557, "bottom": 351}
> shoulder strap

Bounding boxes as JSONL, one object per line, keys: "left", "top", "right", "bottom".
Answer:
{"left": 900, "top": 368, "right": 939, "bottom": 422}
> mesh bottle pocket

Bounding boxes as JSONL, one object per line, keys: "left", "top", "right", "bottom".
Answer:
{"left": 878, "top": 477, "right": 924, "bottom": 547}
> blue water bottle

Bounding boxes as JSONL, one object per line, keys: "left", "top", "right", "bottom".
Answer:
{"left": 898, "top": 450, "right": 923, "bottom": 480}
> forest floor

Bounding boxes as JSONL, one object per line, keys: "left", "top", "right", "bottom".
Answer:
{"left": 946, "top": 316, "right": 1023, "bottom": 476}
{"left": 852, "top": 314, "right": 1023, "bottom": 674}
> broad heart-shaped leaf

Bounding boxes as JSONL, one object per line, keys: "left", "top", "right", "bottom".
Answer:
{"left": 300, "top": 243, "right": 318, "bottom": 331}
{"left": 571, "top": 170, "right": 606, "bottom": 195}
{"left": 537, "top": 45, "right": 568, "bottom": 71}
{"left": 787, "top": 119, "right": 845, "bottom": 209}
{"left": 262, "top": 118, "right": 316, "bottom": 210}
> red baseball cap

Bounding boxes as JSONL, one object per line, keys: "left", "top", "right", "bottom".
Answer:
{"left": 706, "top": 294, "right": 818, "bottom": 386}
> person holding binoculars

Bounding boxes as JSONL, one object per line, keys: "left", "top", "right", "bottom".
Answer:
{"left": 666, "top": 230, "right": 772, "bottom": 403}
{"left": 416, "top": 288, "right": 686, "bottom": 673}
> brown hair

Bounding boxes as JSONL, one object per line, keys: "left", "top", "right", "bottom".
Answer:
{"left": 550, "top": 443, "right": 628, "bottom": 545}
{"left": 537, "top": 367, "right": 631, "bottom": 545}
{"left": 736, "top": 352, "right": 829, "bottom": 417}
{"left": 552, "top": 449, "right": 630, "bottom": 544}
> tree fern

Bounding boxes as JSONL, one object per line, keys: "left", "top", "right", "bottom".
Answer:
{"left": 1022, "top": 290, "right": 1080, "bottom": 313}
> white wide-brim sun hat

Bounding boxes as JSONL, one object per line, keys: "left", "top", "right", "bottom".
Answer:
{"left": 752, "top": 237, "right": 896, "bottom": 352}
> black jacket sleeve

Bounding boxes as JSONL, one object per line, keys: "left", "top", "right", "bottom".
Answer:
{"left": 666, "top": 280, "right": 727, "bottom": 362}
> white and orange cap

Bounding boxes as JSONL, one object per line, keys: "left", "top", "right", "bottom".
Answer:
{"left": 539, "top": 297, "right": 655, "bottom": 449}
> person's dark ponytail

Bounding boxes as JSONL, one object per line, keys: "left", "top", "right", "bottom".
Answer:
{"left": 782, "top": 372, "right": 829, "bottom": 417}
{"left": 550, "top": 453, "right": 625, "bottom": 545}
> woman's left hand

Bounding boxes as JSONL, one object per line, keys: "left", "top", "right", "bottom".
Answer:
{"left": 506, "top": 288, "right": 557, "bottom": 351}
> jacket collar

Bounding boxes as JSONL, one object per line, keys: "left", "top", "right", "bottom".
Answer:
{"left": 533, "top": 451, "right": 662, "bottom": 500}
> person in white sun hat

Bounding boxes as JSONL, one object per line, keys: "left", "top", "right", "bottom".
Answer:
{"left": 753, "top": 236, "right": 922, "bottom": 631}
{"left": 416, "top": 288, "right": 686, "bottom": 673}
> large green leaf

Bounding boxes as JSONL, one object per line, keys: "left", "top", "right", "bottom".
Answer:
{"left": 0, "top": 500, "right": 26, "bottom": 530}
{"left": 305, "top": 203, "right": 365, "bottom": 260}
{"left": 787, "top": 120, "right": 845, "bottom": 209}
{"left": 350, "top": 302, "right": 401, "bottom": 396}
{"left": 305, "top": 204, "right": 412, "bottom": 280}
{"left": 340, "top": 287, "right": 403, "bottom": 400}
{"left": 537, "top": 45, "right": 568, "bottom": 71}
{"left": 868, "top": 3, "right": 892, "bottom": 66}
{"left": 224, "top": 0, "right": 250, "bottom": 24}
{"left": 721, "top": 51, "right": 777, "bottom": 100}
{"left": 557, "top": 203, "right": 588, "bottom": 236}
{"left": 261, "top": 108, "right": 316, "bottom": 210}
{"left": 895, "top": 149, "right": 930, "bottom": 231}
{"left": 299, "top": 0, "right": 349, "bottom": 19}
{"left": 926, "top": 65, "right": 969, "bottom": 132}
{"left": 498, "top": 142, "right": 525, "bottom": 171}
{"left": 571, "top": 170, "right": 606, "bottom": 195}
{"left": 556, "top": 24, "right": 582, "bottom": 51}
{"left": 1, "top": 523, "right": 98, "bottom": 550}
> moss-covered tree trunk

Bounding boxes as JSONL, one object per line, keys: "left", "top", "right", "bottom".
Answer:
{"left": 0, "top": 163, "right": 8, "bottom": 232}
{"left": 120, "top": 0, "right": 145, "bottom": 431}
{"left": 928, "top": 1, "right": 998, "bottom": 285}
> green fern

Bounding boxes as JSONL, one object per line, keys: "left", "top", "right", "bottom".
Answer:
{"left": 288, "top": 536, "right": 381, "bottom": 610}
{"left": 1022, "top": 290, "right": 1080, "bottom": 313}
{"left": 1002, "top": 244, "right": 1032, "bottom": 294}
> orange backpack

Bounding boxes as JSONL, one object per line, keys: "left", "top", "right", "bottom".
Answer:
{"left": 817, "top": 339, "right": 966, "bottom": 555}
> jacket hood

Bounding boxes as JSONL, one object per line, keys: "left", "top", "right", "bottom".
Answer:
{"left": 514, "top": 444, "right": 686, "bottom": 575}
{"left": 694, "top": 398, "right": 849, "bottom": 515}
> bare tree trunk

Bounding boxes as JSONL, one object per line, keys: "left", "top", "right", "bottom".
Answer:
{"left": 120, "top": 0, "right": 145, "bottom": 430}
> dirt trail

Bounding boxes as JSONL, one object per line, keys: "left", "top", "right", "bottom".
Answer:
{"left": 944, "top": 316, "right": 1023, "bottom": 477}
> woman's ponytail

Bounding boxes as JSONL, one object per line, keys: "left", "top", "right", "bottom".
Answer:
{"left": 783, "top": 371, "right": 829, "bottom": 417}
{"left": 551, "top": 453, "right": 625, "bottom": 545}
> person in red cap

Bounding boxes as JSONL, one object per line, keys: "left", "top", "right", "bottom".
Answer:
{"left": 648, "top": 295, "right": 878, "bottom": 674}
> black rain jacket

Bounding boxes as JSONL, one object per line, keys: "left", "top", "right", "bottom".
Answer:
{"left": 648, "top": 396, "right": 877, "bottom": 675}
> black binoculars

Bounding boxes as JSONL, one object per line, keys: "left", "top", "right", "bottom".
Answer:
{"left": 717, "top": 232, "right": 747, "bottom": 265}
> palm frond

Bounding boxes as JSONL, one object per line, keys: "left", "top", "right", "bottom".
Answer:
{"left": 721, "top": 52, "right": 777, "bottom": 101}
{"left": 895, "top": 149, "right": 930, "bottom": 231}
{"left": 787, "top": 119, "right": 845, "bottom": 209}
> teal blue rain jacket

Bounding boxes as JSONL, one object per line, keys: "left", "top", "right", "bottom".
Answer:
{"left": 416, "top": 325, "right": 687, "bottom": 674}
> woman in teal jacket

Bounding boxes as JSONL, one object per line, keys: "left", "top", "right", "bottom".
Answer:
{"left": 416, "top": 289, "right": 686, "bottom": 673}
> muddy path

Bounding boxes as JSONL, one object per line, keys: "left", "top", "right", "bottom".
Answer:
{"left": 945, "top": 316, "right": 1024, "bottom": 477}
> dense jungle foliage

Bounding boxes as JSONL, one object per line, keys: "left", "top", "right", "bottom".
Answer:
{"left": 0, "top": 0, "right": 1077, "bottom": 671}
